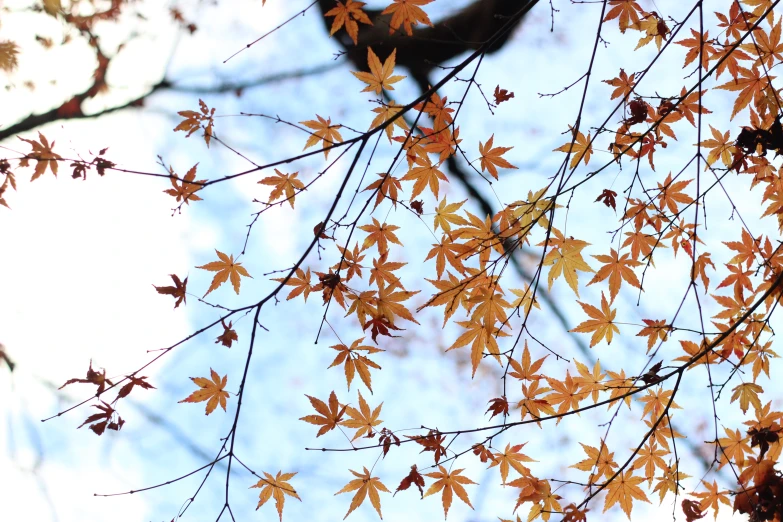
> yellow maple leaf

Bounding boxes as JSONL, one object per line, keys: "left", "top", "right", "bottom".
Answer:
{"left": 603, "top": 469, "right": 650, "bottom": 519}
{"left": 178, "top": 368, "right": 229, "bottom": 415}
{"left": 250, "top": 471, "right": 301, "bottom": 521}
{"left": 401, "top": 153, "right": 448, "bottom": 199}
{"left": 351, "top": 47, "right": 406, "bottom": 95}
{"left": 731, "top": 382, "right": 763, "bottom": 414}
{"left": 698, "top": 125, "right": 736, "bottom": 168}
{"left": 488, "top": 443, "right": 536, "bottom": 484}
{"left": 258, "top": 169, "right": 305, "bottom": 208}
{"left": 542, "top": 235, "right": 593, "bottom": 296}
{"left": 196, "top": 250, "right": 252, "bottom": 297}
{"left": 335, "top": 467, "right": 390, "bottom": 519}
{"left": 423, "top": 465, "right": 476, "bottom": 519}
{"left": 553, "top": 127, "right": 593, "bottom": 170}
{"left": 301, "top": 114, "right": 344, "bottom": 159}
{"left": 571, "top": 292, "right": 619, "bottom": 347}
{"left": 324, "top": 0, "right": 373, "bottom": 45}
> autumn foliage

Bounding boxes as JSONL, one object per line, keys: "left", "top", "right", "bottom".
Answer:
{"left": 7, "top": 0, "right": 783, "bottom": 521}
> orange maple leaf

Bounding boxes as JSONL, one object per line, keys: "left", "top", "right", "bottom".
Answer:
{"left": 339, "top": 390, "right": 383, "bottom": 440}
{"left": 553, "top": 127, "right": 593, "bottom": 170}
{"left": 178, "top": 368, "right": 230, "bottom": 415}
{"left": 603, "top": 470, "right": 650, "bottom": 519}
{"left": 478, "top": 134, "right": 518, "bottom": 179}
{"left": 301, "top": 114, "right": 344, "bottom": 159}
{"left": 381, "top": 0, "right": 433, "bottom": 36}
{"left": 300, "top": 390, "right": 347, "bottom": 437}
{"left": 324, "top": 0, "right": 373, "bottom": 45}
{"left": 174, "top": 98, "right": 215, "bottom": 147}
{"left": 335, "top": 467, "right": 390, "bottom": 519}
{"left": 197, "top": 250, "right": 252, "bottom": 297}
{"left": 164, "top": 164, "right": 206, "bottom": 205}
{"left": 258, "top": 169, "right": 305, "bottom": 208}
{"left": 571, "top": 292, "right": 619, "bottom": 347}
{"left": 351, "top": 47, "right": 406, "bottom": 94}
{"left": 328, "top": 339, "right": 383, "bottom": 391}
{"left": 423, "top": 465, "right": 476, "bottom": 518}
{"left": 250, "top": 471, "right": 301, "bottom": 522}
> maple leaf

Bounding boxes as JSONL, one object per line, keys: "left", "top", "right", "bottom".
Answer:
{"left": 433, "top": 197, "right": 468, "bottom": 233}
{"left": 699, "top": 125, "right": 736, "bottom": 168}
{"left": 395, "top": 465, "right": 425, "bottom": 496}
{"left": 360, "top": 218, "right": 403, "bottom": 253}
{"left": 258, "top": 169, "right": 305, "bottom": 208}
{"left": 545, "top": 371, "right": 584, "bottom": 417}
{"left": 250, "top": 471, "right": 301, "bottom": 521}
{"left": 18, "top": 132, "right": 63, "bottom": 180}
{"left": 554, "top": 127, "right": 593, "bottom": 169}
{"left": 541, "top": 233, "right": 593, "bottom": 296}
{"left": 603, "top": 469, "right": 650, "bottom": 519}
{"left": 595, "top": 188, "right": 618, "bottom": 210}
{"left": 352, "top": 47, "right": 406, "bottom": 94}
{"left": 370, "top": 100, "right": 409, "bottom": 142}
{"left": 682, "top": 499, "right": 706, "bottom": 522}
{"left": 178, "top": 368, "right": 230, "bottom": 415}
{"left": 407, "top": 429, "right": 447, "bottom": 464}
{"left": 488, "top": 443, "right": 536, "bottom": 484}
{"left": 603, "top": 69, "right": 636, "bottom": 100}
{"left": 632, "top": 440, "right": 669, "bottom": 484}
{"left": 494, "top": 85, "right": 514, "bottom": 104}
{"left": 300, "top": 391, "right": 347, "bottom": 437}
{"left": 154, "top": 273, "right": 188, "bottom": 308}
{"left": 423, "top": 465, "right": 476, "bottom": 519}
{"left": 378, "top": 427, "right": 400, "bottom": 457}
{"left": 603, "top": 0, "right": 644, "bottom": 33}
{"left": 636, "top": 319, "right": 671, "bottom": 352}
{"left": 401, "top": 153, "right": 448, "bottom": 199}
{"left": 215, "top": 319, "right": 238, "bottom": 348}
{"left": 486, "top": 396, "right": 509, "bottom": 419}
{"left": 375, "top": 282, "right": 420, "bottom": 325}
{"left": 571, "top": 292, "right": 619, "bottom": 347}
{"left": 676, "top": 29, "right": 717, "bottom": 71}
{"left": 115, "top": 375, "right": 154, "bottom": 400}
{"left": 509, "top": 343, "right": 547, "bottom": 382}
{"left": 301, "top": 114, "right": 344, "bottom": 159}
{"left": 381, "top": 0, "right": 434, "bottom": 36}
{"left": 273, "top": 267, "right": 313, "bottom": 301}
{"left": 731, "top": 382, "right": 763, "bottom": 414}
{"left": 164, "top": 164, "right": 206, "bottom": 205}
{"left": 363, "top": 315, "right": 403, "bottom": 343}
{"left": 478, "top": 134, "right": 518, "bottom": 179}
{"left": 197, "top": 250, "right": 252, "bottom": 297}
{"left": 587, "top": 248, "right": 642, "bottom": 302}
{"left": 335, "top": 467, "right": 390, "bottom": 519}
{"left": 449, "top": 319, "right": 508, "bottom": 377}
{"left": 324, "top": 0, "right": 373, "bottom": 45}
{"left": 573, "top": 358, "right": 606, "bottom": 403}
{"left": 571, "top": 441, "right": 618, "bottom": 484}
{"left": 59, "top": 360, "right": 113, "bottom": 396}
{"left": 174, "top": 98, "right": 215, "bottom": 147}
{"left": 715, "top": 66, "right": 773, "bottom": 120}
{"left": 78, "top": 401, "right": 124, "bottom": 435}
{"left": 363, "top": 172, "right": 403, "bottom": 209}
{"left": 340, "top": 390, "right": 383, "bottom": 440}
{"left": 692, "top": 480, "right": 731, "bottom": 518}
{"left": 329, "top": 339, "right": 383, "bottom": 391}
